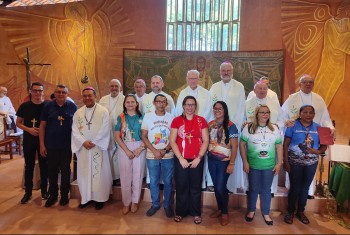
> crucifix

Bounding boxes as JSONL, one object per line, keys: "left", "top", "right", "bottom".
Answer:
{"left": 58, "top": 116, "right": 64, "bottom": 126}
{"left": 186, "top": 132, "right": 193, "bottom": 144}
{"left": 86, "top": 121, "right": 92, "bottom": 130}
{"left": 7, "top": 48, "right": 51, "bottom": 92}
{"left": 31, "top": 118, "right": 37, "bottom": 128}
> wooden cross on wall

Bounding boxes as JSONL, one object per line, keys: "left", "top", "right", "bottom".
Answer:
{"left": 7, "top": 48, "right": 51, "bottom": 92}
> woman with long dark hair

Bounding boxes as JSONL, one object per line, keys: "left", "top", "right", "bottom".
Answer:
{"left": 283, "top": 105, "right": 327, "bottom": 225}
{"left": 115, "top": 94, "right": 146, "bottom": 215}
{"left": 240, "top": 104, "right": 283, "bottom": 226}
{"left": 170, "top": 96, "right": 209, "bottom": 224}
{"left": 207, "top": 101, "right": 238, "bottom": 226}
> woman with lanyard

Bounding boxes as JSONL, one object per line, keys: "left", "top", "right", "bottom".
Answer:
{"left": 170, "top": 95, "right": 209, "bottom": 224}
{"left": 115, "top": 94, "right": 146, "bottom": 215}
{"left": 283, "top": 105, "right": 327, "bottom": 225}
{"left": 240, "top": 104, "right": 283, "bottom": 226}
{"left": 207, "top": 101, "right": 238, "bottom": 226}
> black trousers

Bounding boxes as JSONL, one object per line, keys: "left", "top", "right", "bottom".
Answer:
{"left": 47, "top": 148, "right": 72, "bottom": 198}
{"left": 174, "top": 157, "right": 204, "bottom": 217}
{"left": 23, "top": 143, "right": 48, "bottom": 195}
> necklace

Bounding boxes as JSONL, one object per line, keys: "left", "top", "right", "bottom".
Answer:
{"left": 126, "top": 113, "right": 139, "bottom": 139}
{"left": 299, "top": 91, "right": 312, "bottom": 105}
{"left": 84, "top": 104, "right": 97, "bottom": 130}
{"left": 184, "top": 117, "right": 195, "bottom": 144}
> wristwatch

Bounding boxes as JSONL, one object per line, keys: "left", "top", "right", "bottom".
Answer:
{"left": 164, "top": 148, "right": 170, "bottom": 154}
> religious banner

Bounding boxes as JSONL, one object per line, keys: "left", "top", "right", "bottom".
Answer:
{"left": 123, "top": 49, "right": 284, "bottom": 102}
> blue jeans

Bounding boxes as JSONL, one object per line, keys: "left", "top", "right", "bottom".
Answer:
{"left": 208, "top": 156, "right": 230, "bottom": 214}
{"left": 147, "top": 158, "right": 174, "bottom": 208}
{"left": 288, "top": 162, "right": 318, "bottom": 213}
{"left": 248, "top": 168, "right": 274, "bottom": 215}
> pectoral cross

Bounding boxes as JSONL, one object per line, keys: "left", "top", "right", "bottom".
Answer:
{"left": 186, "top": 132, "right": 193, "bottom": 144}
{"left": 130, "top": 130, "right": 135, "bottom": 138}
{"left": 58, "top": 116, "right": 64, "bottom": 126}
{"left": 31, "top": 118, "right": 37, "bottom": 127}
{"left": 86, "top": 121, "right": 92, "bottom": 130}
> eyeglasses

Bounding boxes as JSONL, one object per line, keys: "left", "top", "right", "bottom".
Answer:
{"left": 184, "top": 104, "right": 196, "bottom": 107}
{"left": 301, "top": 81, "right": 314, "bottom": 84}
{"left": 154, "top": 100, "right": 167, "bottom": 104}
{"left": 258, "top": 111, "right": 270, "bottom": 115}
{"left": 31, "top": 89, "right": 43, "bottom": 93}
{"left": 55, "top": 91, "right": 67, "bottom": 94}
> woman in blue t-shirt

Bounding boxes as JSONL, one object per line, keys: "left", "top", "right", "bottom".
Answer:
{"left": 283, "top": 105, "right": 327, "bottom": 225}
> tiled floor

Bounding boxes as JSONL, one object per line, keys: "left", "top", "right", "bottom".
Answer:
{"left": 0, "top": 155, "right": 349, "bottom": 234}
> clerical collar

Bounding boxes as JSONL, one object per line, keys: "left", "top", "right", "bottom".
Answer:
{"left": 188, "top": 86, "right": 199, "bottom": 97}
{"left": 299, "top": 90, "right": 312, "bottom": 105}
{"left": 86, "top": 103, "right": 97, "bottom": 109}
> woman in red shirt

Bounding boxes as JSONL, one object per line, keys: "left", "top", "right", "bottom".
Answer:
{"left": 170, "top": 96, "right": 209, "bottom": 224}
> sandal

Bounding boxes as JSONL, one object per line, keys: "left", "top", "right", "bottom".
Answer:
{"left": 284, "top": 213, "right": 294, "bottom": 224}
{"left": 174, "top": 215, "right": 182, "bottom": 223}
{"left": 194, "top": 216, "right": 202, "bottom": 224}
{"left": 296, "top": 212, "right": 310, "bottom": 224}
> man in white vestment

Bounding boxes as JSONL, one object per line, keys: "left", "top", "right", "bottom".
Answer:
{"left": 72, "top": 87, "right": 112, "bottom": 210}
{"left": 134, "top": 78, "right": 147, "bottom": 104}
{"left": 99, "top": 78, "right": 124, "bottom": 186}
{"left": 209, "top": 62, "right": 246, "bottom": 194}
{"left": 282, "top": 74, "right": 335, "bottom": 198}
{"left": 176, "top": 69, "right": 214, "bottom": 191}
{"left": 246, "top": 76, "right": 279, "bottom": 101}
{"left": 245, "top": 79, "right": 287, "bottom": 195}
{"left": 142, "top": 75, "right": 176, "bottom": 116}
{"left": 0, "top": 86, "right": 22, "bottom": 136}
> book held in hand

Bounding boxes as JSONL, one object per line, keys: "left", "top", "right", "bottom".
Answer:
{"left": 317, "top": 127, "right": 334, "bottom": 145}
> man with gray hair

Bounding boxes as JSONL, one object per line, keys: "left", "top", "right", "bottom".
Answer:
{"left": 0, "top": 86, "right": 21, "bottom": 136}
{"left": 99, "top": 78, "right": 125, "bottom": 186}
{"left": 142, "top": 75, "right": 175, "bottom": 116}
{"left": 134, "top": 78, "right": 147, "bottom": 112}
{"left": 176, "top": 69, "right": 214, "bottom": 191}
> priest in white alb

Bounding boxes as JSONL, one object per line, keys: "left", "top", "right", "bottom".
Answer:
{"left": 99, "top": 78, "right": 124, "bottom": 186}
{"left": 176, "top": 69, "right": 214, "bottom": 191}
{"left": 245, "top": 79, "right": 287, "bottom": 195}
{"left": 209, "top": 61, "right": 246, "bottom": 194}
{"left": 72, "top": 87, "right": 112, "bottom": 210}
{"left": 282, "top": 74, "right": 335, "bottom": 198}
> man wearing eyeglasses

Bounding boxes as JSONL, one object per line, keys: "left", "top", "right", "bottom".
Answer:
{"left": 141, "top": 94, "right": 175, "bottom": 217}
{"left": 39, "top": 84, "right": 77, "bottom": 207}
{"left": 282, "top": 74, "right": 335, "bottom": 199}
{"left": 16, "top": 82, "right": 49, "bottom": 204}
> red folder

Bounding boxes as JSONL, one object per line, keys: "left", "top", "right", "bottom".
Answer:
{"left": 317, "top": 127, "right": 334, "bottom": 145}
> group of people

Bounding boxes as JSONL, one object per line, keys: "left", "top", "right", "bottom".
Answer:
{"left": 12, "top": 61, "right": 334, "bottom": 227}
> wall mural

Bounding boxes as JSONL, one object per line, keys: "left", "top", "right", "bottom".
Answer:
{"left": 0, "top": 0, "right": 136, "bottom": 106}
{"left": 123, "top": 49, "right": 284, "bottom": 103}
{"left": 282, "top": 0, "right": 350, "bottom": 106}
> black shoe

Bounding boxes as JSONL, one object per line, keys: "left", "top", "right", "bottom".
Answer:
{"left": 207, "top": 186, "right": 215, "bottom": 192}
{"left": 20, "top": 193, "right": 32, "bottom": 204}
{"left": 95, "top": 202, "right": 104, "bottom": 210}
{"left": 78, "top": 201, "right": 91, "bottom": 209}
{"left": 146, "top": 206, "right": 160, "bottom": 216}
{"left": 112, "top": 179, "right": 121, "bottom": 186}
{"left": 59, "top": 196, "right": 69, "bottom": 206}
{"left": 245, "top": 212, "right": 255, "bottom": 222}
{"left": 262, "top": 214, "right": 273, "bottom": 226}
{"left": 45, "top": 196, "right": 58, "bottom": 207}
{"left": 146, "top": 183, "right": 150, "bottom": 189}
{"left": 41, "top": 193, "right": 49, "bottom": 200}
{"left": 159, "top": 184, "right": 164, "bottom": 190}
{"left": 271, "top": 193, "right": 275, "bottom": 198}
{"left": 164, "top": 206, "right": 174, "bottom": 218}
{"left": 307, "top": 195, "right": 315, "bottom": 199}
